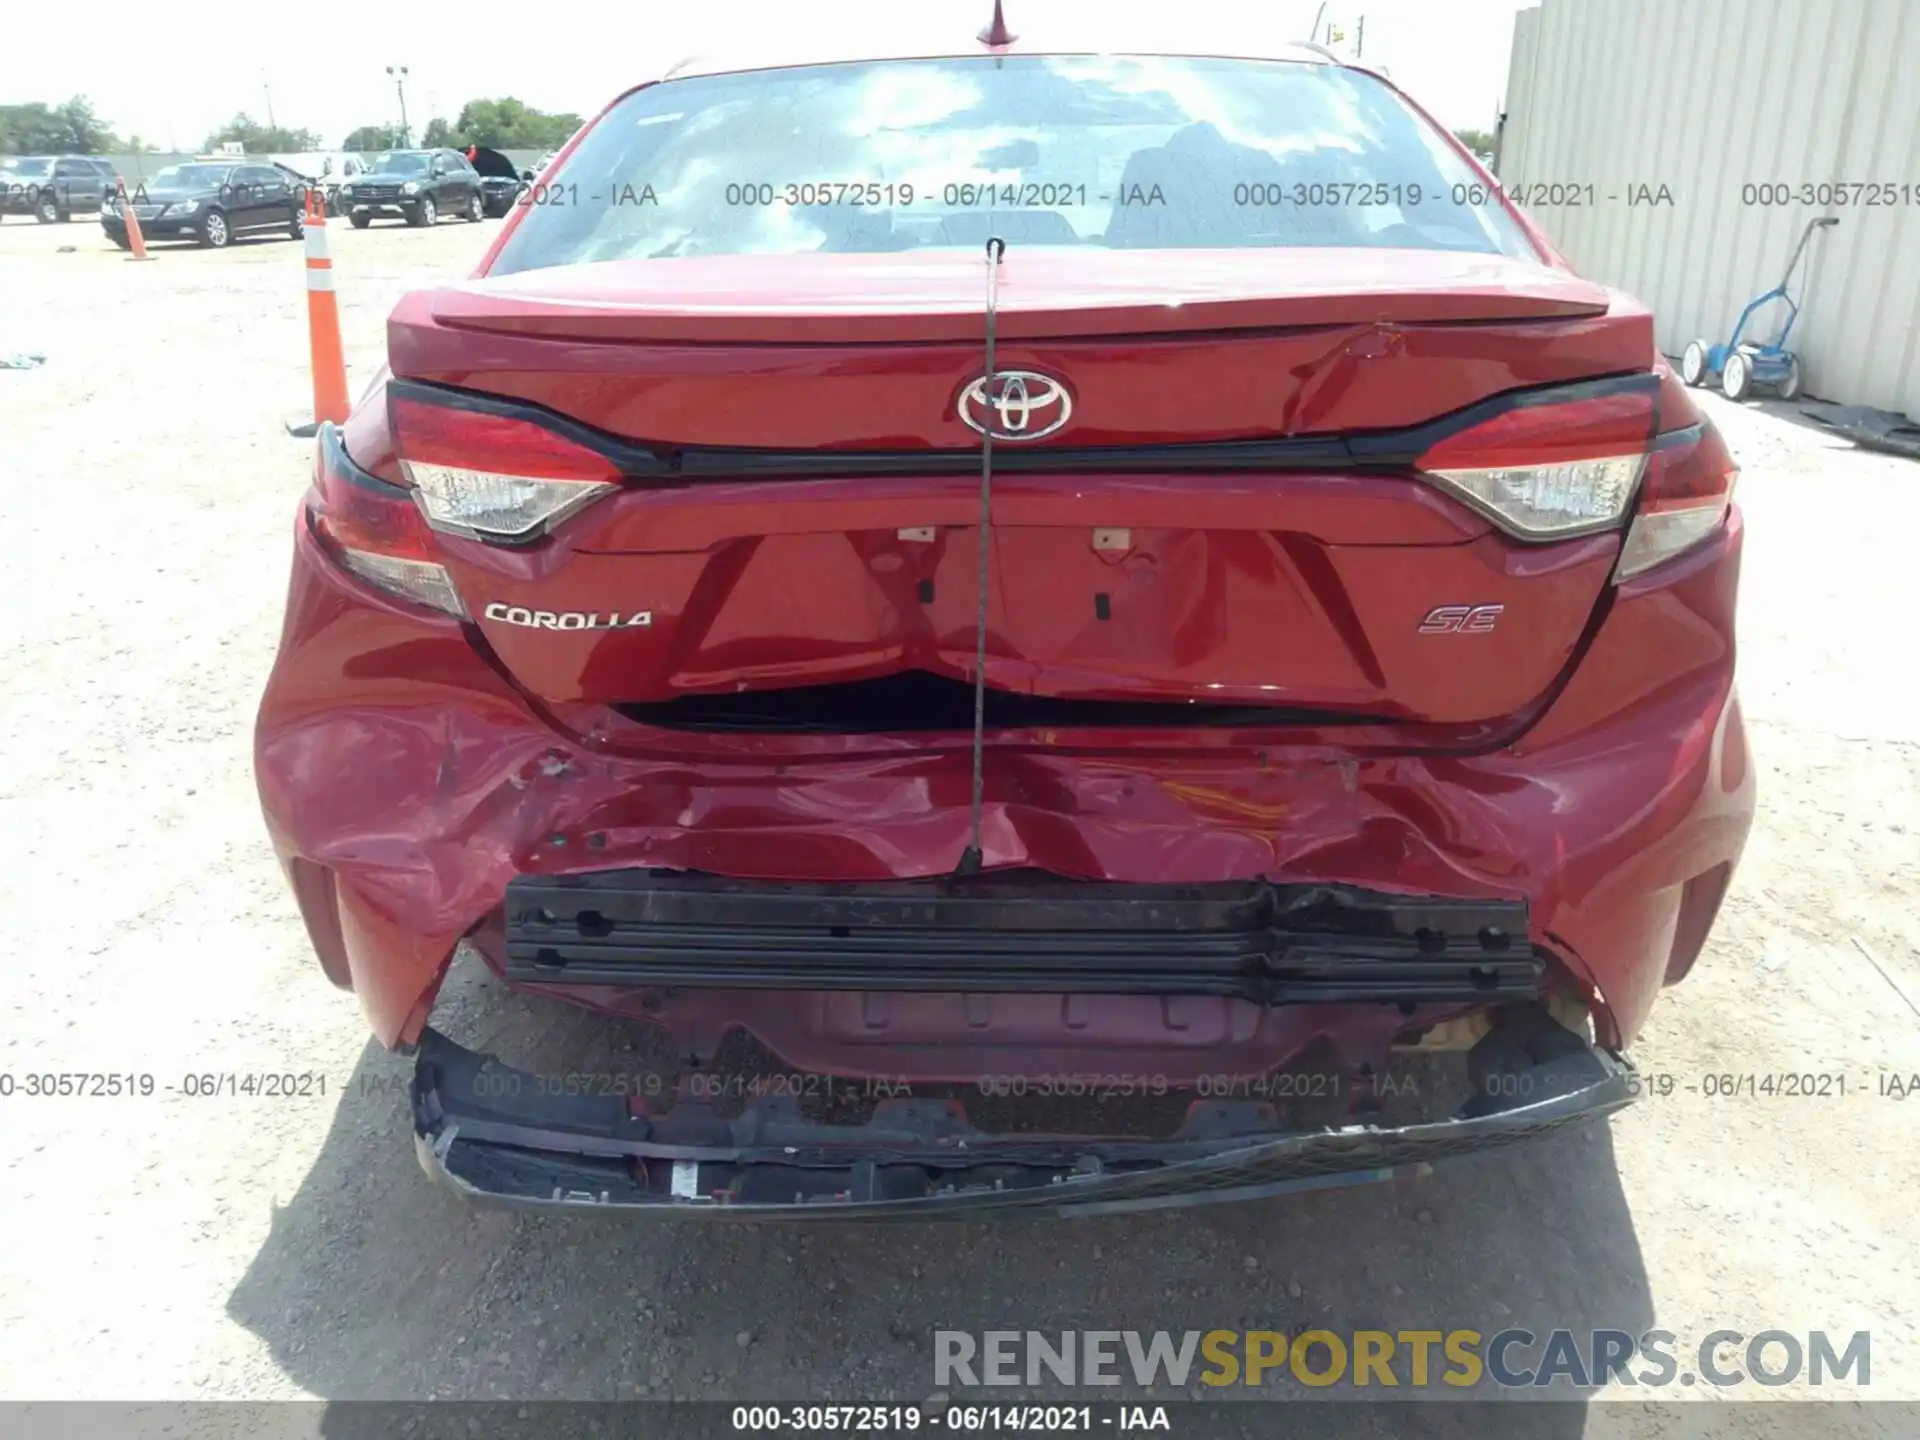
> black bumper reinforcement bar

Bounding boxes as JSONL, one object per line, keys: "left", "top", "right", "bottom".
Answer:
{"left": 501, "top": 871, "right": 1543, "bottom": 1005}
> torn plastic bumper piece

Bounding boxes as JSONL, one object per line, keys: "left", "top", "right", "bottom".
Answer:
{"left": 410, "top": 1025, "right": 1634, "bottom": 1218}
{"left": 1800, "top": 402, "right": 1920, "bottom": 459}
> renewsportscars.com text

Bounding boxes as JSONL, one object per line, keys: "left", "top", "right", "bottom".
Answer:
{"left": 934, "top": 1329, "right": 1871, "bottom": 1390}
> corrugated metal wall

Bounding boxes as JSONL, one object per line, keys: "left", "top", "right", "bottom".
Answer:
{"left": 1501, "top": 0, "right": 1920, "bottom": 416}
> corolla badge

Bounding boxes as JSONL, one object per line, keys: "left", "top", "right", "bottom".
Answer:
{"left": 957, "top": 370, "right": 1073, "bottom": 441}
{"left": 483, "top": 603, "right": 652, "bottom": 631}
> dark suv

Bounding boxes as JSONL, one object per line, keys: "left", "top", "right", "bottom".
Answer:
{"left": 337, "top": 148, "right": 484, "bottom": 228}
{"left": 1, "top": 155, "right": 120, "bottom": 222}
{"left": 466, "top": 145, "right": 529, "bottom": 217}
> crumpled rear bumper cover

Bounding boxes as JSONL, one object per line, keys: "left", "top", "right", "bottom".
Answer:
{"left": 410, "top": 1025, "right": 1634, "bottom": 1218}
{"left": 256, "top": 506, "right": 1752, "bottom": 1054}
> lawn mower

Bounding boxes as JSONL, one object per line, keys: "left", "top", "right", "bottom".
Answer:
{"left": 1680, "top": 215, "right": 1839, "bottom": 402}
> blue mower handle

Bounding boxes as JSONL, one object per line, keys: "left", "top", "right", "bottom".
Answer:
{"left": 1776, "top": 216, "right": 1839, "bottom": 292}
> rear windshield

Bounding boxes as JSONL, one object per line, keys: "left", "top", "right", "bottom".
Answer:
{"left": 490, "top": 55, "right": 1535, "bottom": 275}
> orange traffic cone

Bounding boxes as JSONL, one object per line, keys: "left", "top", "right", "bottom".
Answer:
{"left": 115, "top": 179, "right": 151, "bottom": 261}
{"left": 287, "top": 187, "right": 351, "bottom": 437}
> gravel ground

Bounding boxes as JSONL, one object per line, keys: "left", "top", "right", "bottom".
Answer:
{"left": 1, "top": 214, "right": 1916, "bottom": 1436}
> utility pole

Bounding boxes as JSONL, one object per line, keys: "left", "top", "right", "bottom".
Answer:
{"left": 263, "top": 78, "right": 277, "bottom": 129}
{"left": 1356, "top": 15, "right": 1366, "bottom": 57}
{"left": 387, "top": 65, "right": 411, "bottom": 147}
{"left": 1311, "top": 2, "right": 1328, "bottom": 43}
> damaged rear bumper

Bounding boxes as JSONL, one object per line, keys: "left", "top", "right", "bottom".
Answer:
{"left": 258, "top": 507, "right": 1752, "bottom": 1054}
{"left": 505, "top": 871, "right": 1544, "bottom": 1005}
{"left": 410, "top": 1018, "right": 1634, "bottom": 1218}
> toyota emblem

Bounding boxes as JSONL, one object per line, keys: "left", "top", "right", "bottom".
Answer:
{"left": 957, "top": 370, "right": 1072, "bottom": 442}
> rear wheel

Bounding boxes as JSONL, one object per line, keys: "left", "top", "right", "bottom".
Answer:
{"left": 288, "top": 206, "right": 305, "bottom": 241}
{"left": 1721, "top": 349, "right": 1753, "bottom": 402}
{"left": 35, "top": 194, "right": 61, "bottom": 223}
{"left": 1680, "top": 340, "right": 1709, "bottom": 387}
{"left": 465, "top": 190, "right": 483, "bottom": 222}
{"left": 1777, "top": 354, "right": 1804, "bottom": 402}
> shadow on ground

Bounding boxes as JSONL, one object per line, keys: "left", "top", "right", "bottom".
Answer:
{"left": 228, "top": 958, "right": 1652, "bottom": 1437}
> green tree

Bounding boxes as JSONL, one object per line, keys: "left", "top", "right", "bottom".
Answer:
{"left": 1453, "top": 128, "right": 1496, "bottom": 157}
{"left": 0, "top": 96, "right": 121, "bottom": 153}
{"left": 420, "top": 117, "right": 455, "bottom": 148}
{"left": 342, "top": 123, "right": 404, "bottom": 151}
{"left": 445, "top": 97, "right": 582, "bottom": 149}
{"left": 201, "top": 113, "right": 322, "bottom": 153}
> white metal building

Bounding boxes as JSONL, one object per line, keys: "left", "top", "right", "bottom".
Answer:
{"left": 1500, "top": 0, "right": 1920, "bottom": 416}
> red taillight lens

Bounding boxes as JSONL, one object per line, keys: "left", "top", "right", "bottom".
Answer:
{"left": 1615, "top": 420, "right": 1739, "bottom": 580}
{"left": 315, "top": 446, "right": 436, "bottom": 559}
{"left": 390, "top": 391, "right": 619, "bottom": 543}
{"left": 1417, "top": 389, "right": 1656, "bottom": 471}
{"left": 1416, "top": 389, "right": 1655, "bottom": 539}
{"left": 310, "top": 427, "right": 467, "bottom": 617}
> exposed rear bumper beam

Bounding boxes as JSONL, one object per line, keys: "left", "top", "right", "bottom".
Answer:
{"left": 502, "top": 871, "right": 1543, "bottom": 1006}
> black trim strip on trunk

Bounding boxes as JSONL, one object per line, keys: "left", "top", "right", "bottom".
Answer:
{"left": 386, "top": 371, "right": 1660, "bottom": 481}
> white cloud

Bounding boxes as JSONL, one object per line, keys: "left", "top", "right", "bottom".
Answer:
{"left": 11, "top": 0, "right": 1528, "bottom": 150}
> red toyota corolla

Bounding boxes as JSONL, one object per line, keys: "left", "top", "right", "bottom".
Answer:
{"left": 255, "top": 23, "right": 1753, "bottom": 1216}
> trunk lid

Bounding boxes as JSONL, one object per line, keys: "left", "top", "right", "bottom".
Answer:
{"left": 384, "top": 249, "right": 1653, "bottom": 730}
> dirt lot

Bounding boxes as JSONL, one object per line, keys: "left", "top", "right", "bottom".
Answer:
{"left": 1, "top": 212, "right": 1917, "bottom": 1434}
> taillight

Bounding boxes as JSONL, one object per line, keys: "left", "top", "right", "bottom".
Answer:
{"left": 1414, "top": 383, "right": 1736, "bottom": 580}
{"left": 1416, "top": 388, "right": 1654, "bottom": 539}
{"left": 1614, "top": 421, "right": 1739, "bottom": 580}
{"left": 389, "top": 391, "right": 619, "bottom": 543}
{"left": 310, "top": 426, "right": 467, "bottom": 617}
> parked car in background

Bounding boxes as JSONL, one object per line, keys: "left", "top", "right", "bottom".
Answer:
{"left": 464, "top": 145, "right": 528, "bottom": 216}
{"left": 101, "top": 160, "right": 305, "bottom": 248}
{"left": 337, "top": 148, "right": 484, "bottom": 227}
{"left": 311, "top": 153, "right": 373, "bottom": 217}
{"left": 1, "top": 155, "right": 120, "bottom": 222}
{"left": 258, "top": 30, "right": 1753, "bottom": 1218}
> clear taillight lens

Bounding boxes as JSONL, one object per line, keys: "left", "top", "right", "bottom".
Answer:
{"left": 389, "top": 393, "right": 619, "bottom": 542}
{"left": 1416, "top": 388, "right": 1655, "bottom": 539}
{"left": 332, "top": 549, "right": 467, "bottom": 616}
{"left": 1422, "top": 454, "right": 1645, "bottom": 536}
{"left": 311, "top": 426, "right": 467, "bottom": 618}
{"left": 1615, "top": 421, "right": 1739, "bottom": 580}
{"left": 1413, "top": 383, "right": 1736, "bottom": 580}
